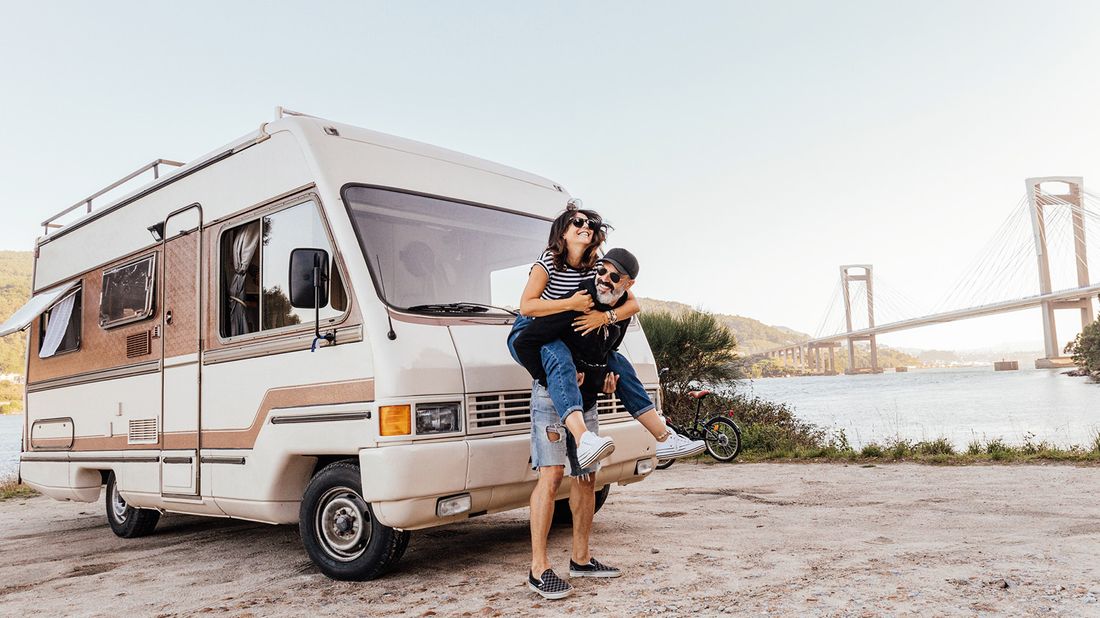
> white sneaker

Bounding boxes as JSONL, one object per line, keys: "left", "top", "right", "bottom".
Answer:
{"left": 575, "top": 431, "right": 615, "bottom": 470}
{"left": 656, "top": 431, "right": 706, "bottom": 459}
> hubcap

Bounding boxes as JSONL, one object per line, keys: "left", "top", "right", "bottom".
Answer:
{"left": 316, "top": 486, "right": 371, "bottom": 562}
{"left": 111, "top": 482, "right": 129, "bottom": 522}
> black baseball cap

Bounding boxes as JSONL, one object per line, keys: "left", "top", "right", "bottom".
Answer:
{"left": 599, "top": 248, "right": 639, "bottom": 279}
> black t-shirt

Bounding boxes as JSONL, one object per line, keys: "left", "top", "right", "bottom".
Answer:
{"left": 511, "top": 278, "right": 630, "bottom": 409}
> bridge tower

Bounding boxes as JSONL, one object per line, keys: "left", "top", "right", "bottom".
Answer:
{"left": 1025, "top": 177, "right": 1095, "bottom": 368}
{"left": 841, "top": 264, "right": 882, "bottom": 374}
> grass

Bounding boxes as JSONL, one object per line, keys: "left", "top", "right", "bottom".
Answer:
{"left": 0, "top": 475, "right": 37, "bottom": 501}
{"left": 665, "top": 387, "right": 1100, "bottom": 465}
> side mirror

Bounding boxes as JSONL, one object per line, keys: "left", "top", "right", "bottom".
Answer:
{"left": 289, "top": 248, "right": 330, "bottom": 309}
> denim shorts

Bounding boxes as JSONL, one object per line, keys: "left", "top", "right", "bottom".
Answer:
{"left": 529, "top": 382, "right": 599, "bottom": 477}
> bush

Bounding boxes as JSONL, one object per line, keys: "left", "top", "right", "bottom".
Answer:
{"left": 916, "top": 437, "right": 955, "bottom": 456}
{"left": 640, "top": 309, "right": 739, "bottom": 415}
{"left": 1068, "top": 313, "right": 1100, "bottom": 373}
{"left": 861, "top": 443, "right": 885, "bottom": 458}
{"left": 967, "top": 439, "right": 983, "bottom": 456}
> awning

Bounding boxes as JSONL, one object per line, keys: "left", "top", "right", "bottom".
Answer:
{"left": 0, "top": 281, "right": 80, "bottom": 338}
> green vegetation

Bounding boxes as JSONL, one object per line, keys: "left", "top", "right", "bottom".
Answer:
{"left": 0, "top": 476, "right": 37, "bottom": 501}
{"left": 638, "top": 308, "right": 740, "bottom": 425}
{"left": 1067, "top": 309, "right": 1100, "bottom": 377}
{"left": 0, "top": 380, "right": 22, "bottom": 413}
{"left": 0, "top": 251, "right": 33, "bottom": 376}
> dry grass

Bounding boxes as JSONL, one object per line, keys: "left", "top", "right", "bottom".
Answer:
{"left": 0, "top": 475, "right": 37, "bottom": 501}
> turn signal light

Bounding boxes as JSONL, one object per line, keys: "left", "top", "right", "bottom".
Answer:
{"left": 379, "top": 405, "right": 411, "bottom": 436}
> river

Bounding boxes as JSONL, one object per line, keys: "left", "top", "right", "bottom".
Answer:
{"left": 1, "top": 367, "right": 1098, "bottom": 477}
{"left": 745, "top": 366, "right": 1100, "bottom": 449}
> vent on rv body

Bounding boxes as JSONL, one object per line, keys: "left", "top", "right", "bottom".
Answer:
{"left": 128, "top": 418, "right": 158, "bottom": 444}
{"left": 126, "top": 331, "right": 152, "bottom": 358}
{"left": 464, "top": 390, "right": 650, "bottom": 435}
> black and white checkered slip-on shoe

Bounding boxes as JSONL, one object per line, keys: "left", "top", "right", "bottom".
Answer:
{"left": 528, "top": 569, "right": 574, "bottom": 599}
{"left": 569, "top": 557, "right": 622, "bottom": 578}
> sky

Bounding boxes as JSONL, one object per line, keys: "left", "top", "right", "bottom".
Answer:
{"left": 3, "top": 1, "right": 1100, "bottom": 352}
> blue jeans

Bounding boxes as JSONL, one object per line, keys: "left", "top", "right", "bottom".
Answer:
{"left": 507, "top": 315, "right": 655, "bottom": 422}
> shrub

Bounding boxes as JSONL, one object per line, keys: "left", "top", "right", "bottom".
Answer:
{"left": 860, "top": 443, "right": 885, "bottom": 458}
{"left": 967, "top": 439, "right": 983, "bottom": 456}
{"left": 916, "top": 437, "right": 955, "bottom": 456}
{"left": 1068, "top": 314, "right": 1100, "bottom": 373}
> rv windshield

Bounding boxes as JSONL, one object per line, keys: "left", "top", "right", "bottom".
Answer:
{"left": 344, "top": 186, "right": 551, "bottom": 313}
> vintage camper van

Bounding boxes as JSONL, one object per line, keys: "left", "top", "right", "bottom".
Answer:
{"left": 0, "top": 109, "right": 659, "bottom": 580}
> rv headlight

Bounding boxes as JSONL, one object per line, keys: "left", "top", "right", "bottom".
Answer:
{"left": 416, "top": 402, "right": 461, "bottom": 434}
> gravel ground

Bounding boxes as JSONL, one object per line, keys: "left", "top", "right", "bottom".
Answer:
{"left": 2, "top": 461, "right": 1099, "bottom": 617}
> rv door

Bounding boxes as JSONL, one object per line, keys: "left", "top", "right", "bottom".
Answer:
{"left": 159, "top": 205, "right": 203, "bottom": 497}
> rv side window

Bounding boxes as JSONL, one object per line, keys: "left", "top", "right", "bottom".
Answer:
{"left": 99, "top": 254, "right": 156, "bottom": 328}
{"left": 220, "top": 200, "right": 345, "bottom": 338}
{"left": 39, "top": 287, "right": 82, "bottom": 358}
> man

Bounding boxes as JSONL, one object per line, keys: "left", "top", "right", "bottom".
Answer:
{"left": 515, "top": 248, "right": 644, "bottom": 599}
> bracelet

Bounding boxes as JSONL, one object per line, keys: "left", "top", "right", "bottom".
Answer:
{"left": 607, "top": 308, "right": 617, "bottom": 324}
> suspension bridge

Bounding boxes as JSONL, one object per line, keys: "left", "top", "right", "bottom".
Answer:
{"left": 758, "top": 176, "right": 1100, "bottom": 374}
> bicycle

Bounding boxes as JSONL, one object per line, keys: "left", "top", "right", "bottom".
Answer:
{"left": 656, "top": 389, "right": 742, "bottom": 469}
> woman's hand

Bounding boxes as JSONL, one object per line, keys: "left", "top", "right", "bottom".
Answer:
{"left": 602, "top": 372, "right": 619, "bottom": 394}
{"left": 572, "top": 311, "right": 608, "bottom": 335}
{"left": 566, "top": 290, "right": 594, "bottom": 313}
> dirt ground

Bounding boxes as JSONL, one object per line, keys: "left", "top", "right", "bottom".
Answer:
{"left": 2, "top": 462, "right": 1100, "bottom": 617}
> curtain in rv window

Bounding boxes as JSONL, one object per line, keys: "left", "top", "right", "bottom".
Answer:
{"left": 220, "top": 200, "right": 343, "bottom": 338}
{"left": 227, "top": 222, "right": 261, "bottom": 337}
{"left": 40, "top": 288, "right": 81, "bottom": 358}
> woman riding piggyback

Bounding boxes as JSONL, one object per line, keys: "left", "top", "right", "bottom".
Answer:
{"left": 506, "top": 203, "right": 704, "bottom": 469}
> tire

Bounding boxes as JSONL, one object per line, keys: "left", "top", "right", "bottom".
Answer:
{"left": 552, "top": 484, "right": 611, "bottom": 526}
{"left": 105, "top": 472, "right": 160, "bottom": 538}
{"left": 655, "top": 458, "right": 675, "bottom": 470}
{"left": 703, "top": 416, "right": 743, "bottom": 462}
{"left": 299, "top": 460, "right": 409, "bottom": 581}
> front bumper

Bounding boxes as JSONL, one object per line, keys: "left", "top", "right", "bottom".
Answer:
{"left": 358, "top": 420, "right": 656, "bottom": 529}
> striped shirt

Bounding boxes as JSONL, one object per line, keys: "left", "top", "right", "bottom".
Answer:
{"left": 532, "top": 250, "right": 595, "bottom": 300}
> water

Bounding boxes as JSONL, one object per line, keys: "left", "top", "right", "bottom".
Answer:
{"left": 1, "top": 415, "right": 22, "bottom": 478}
{"left": 745, "top": 367, "right": 1100, "bottom": 449}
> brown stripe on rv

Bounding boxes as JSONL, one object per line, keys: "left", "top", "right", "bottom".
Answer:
{"left": 55, "top": 378, "right": 374, "bottom": 452}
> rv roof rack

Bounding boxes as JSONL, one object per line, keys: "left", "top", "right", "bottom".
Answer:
{"left": 41, "top": 158, "right": 185, "bottom": 236}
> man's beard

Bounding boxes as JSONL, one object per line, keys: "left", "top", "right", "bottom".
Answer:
{"left": 596, "top": 286, "right": 624, "bottom": 306}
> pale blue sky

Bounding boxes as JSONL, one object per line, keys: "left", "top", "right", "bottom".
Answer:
{"left": 4, "top": 1, "right": 1100, "bottom": 351}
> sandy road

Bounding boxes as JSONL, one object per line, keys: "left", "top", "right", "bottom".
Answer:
{"left": 2, "top": 462, "right": 1100, "bottom": 617}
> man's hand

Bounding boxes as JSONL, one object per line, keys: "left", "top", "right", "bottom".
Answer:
{"left": 602, "top": 372, "right": 618, "bottom": 394}
{"left": 566, "top": 290, "right": 594, "bottom": 313}
{"left": 572, "top": 311, "right": 608, "bottom": 335}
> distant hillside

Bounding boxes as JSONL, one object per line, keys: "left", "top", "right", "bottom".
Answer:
{"left": 638, "top": 296, "right": 921, "bottom": 370}
{"left": 638, "top": 297, "right": 809, "bottom": 354}
{"left": 0, "top": 251, "right": 33, "bottom": 374}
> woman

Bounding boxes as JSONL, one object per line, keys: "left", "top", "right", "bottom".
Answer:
{"left": 506, "top": 203, "right": 704, "bottom": 466}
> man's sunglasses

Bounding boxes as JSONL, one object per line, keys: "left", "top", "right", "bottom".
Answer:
{"left": 570, "top": 217, "right": 602, "bottom": 231}
{"left": 597, "top": 266, "right": 623, "bottom": 283}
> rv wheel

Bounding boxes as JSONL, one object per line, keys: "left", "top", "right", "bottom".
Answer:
{"left": 552, "top": 484, "right": 611, "bottom": 526}
{"left": 299, "top": 461, "right": 409, "bottom": 581}
{"left": 105, "top": 472, "right": 160, "bottom": 538}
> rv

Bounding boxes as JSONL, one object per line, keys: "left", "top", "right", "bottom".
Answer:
{"left": 0, "top": 109, "right": 659, "bottom": 580}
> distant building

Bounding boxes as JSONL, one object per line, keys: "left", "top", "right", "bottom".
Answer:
{"left": 0, "top": 373, "right": 24, "bottom": 384}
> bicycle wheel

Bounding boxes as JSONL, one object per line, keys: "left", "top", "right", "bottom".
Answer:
{"left": 655, "top": 458, "right": 675, "bottom": 470}
{"left": 703, "top": 416, "right": 742, "bottom": 462}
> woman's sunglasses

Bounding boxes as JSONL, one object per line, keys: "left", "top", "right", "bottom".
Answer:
{"left": 596, "top": 266, "right": 623, "bottom": 283}
{"left": 570, "top": 217, "right": 602, "bottom": 231}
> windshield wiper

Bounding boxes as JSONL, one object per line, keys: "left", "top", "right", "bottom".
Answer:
{"left": 406, "top": 302, "right": 518, "bottom": 316}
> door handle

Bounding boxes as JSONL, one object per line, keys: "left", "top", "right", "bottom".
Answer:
{"left": 166, "top": 310, "right": 173, "bottom": 325}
